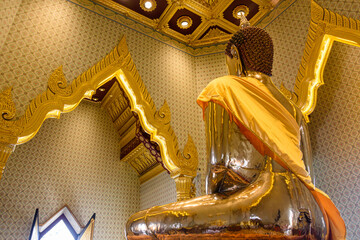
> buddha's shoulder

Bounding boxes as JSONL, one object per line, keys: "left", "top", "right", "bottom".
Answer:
{"left": 207, "top": 75, "right": 244, "bottom": 86}
{"left": 212, "top": 75, "right": 240, "bottom": 82}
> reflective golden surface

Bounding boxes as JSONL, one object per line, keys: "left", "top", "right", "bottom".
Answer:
{"left": 126, "top": 9, "right": 347, "bottom": 238}
{"left": 126, "top": 52, "right": 328, "bottom": 239}
{"left": 126, "top": 102, "right": 327, "bottom": 239}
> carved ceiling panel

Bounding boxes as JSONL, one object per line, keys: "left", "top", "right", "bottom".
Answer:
{"left": 99, "top": 79, "right": 165, "bottom": 183}
{"left": 94, "top": 0, "right": 281, "bottom": 47}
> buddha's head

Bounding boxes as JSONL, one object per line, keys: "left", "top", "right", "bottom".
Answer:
{"left": 225, "top": 26, "right": 274, "bottom": 77}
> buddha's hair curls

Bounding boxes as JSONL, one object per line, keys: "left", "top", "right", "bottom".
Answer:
{"left": 225, "top": 26, "right": 273, "bottom": 76}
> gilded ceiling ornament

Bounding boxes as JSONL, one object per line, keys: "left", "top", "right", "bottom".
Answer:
{"left": 177, "top": 15, "right": 193, "bottom": 29}
{"left": 232, "top": 5, "right": 250, "bottom": 19}
{"left": 194, "top": 0, "right": 218, "bottom": 8}
{"left": 140, "top": 0, "right": 157, "bottom": 12}
{"left": 91, "top": 0, "right": 276, "bottom": 48}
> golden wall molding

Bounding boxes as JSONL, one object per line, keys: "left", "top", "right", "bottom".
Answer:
{"left": 122, "top": 144, "right": 149, "bottom": 166}
{"left": 288, "top": 0, "right": 360, "bottom": 122}
{"left": 0, "top": 37, "right": 199, "bottom": 196}
{"left": 121, "top": 139, "right": 165, "bottom": 183}
{"left": 101, "top": 84, "right": 129, "bottom": 121}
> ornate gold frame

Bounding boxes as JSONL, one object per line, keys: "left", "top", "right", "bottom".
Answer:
{"left": 290, "top": 0, "right": 360, "bottom": 122}
{"left": 0, "top": 37, "right": 198, "bottom": 200}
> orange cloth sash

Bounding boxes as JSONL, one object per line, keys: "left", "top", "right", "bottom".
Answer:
{"left": 197, "top": 75, "right": 346, "bottom": 240}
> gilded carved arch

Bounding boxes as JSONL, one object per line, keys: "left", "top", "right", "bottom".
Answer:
{"left": 0, "top": 36, "right": 198, "bottom": 200}
{"left": 283, "top": 0, "right": 360, "bottom": 122}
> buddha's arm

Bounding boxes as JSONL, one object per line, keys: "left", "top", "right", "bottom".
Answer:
{"left": 205, "top": 102, "right": 228, "bottom": 194}
{"left": 204, "top": 102, "right": 263, "bottom": 195}
{"left": 299, "top": 119, "right": 315, "bottom": 184}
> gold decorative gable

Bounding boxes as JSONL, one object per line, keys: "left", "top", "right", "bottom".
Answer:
{"left": 0, "top": 36, "right": 198, "bottom": 200}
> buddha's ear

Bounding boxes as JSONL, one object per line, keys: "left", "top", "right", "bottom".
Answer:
{"left": 230, "top": 44, "right": 240, "bottom": 60}
{"left": 230, "top": 44, "right": 245, "bottom": 76}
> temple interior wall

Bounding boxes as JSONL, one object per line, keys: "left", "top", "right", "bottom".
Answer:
{"left": 0, "top": 101, "right": 140, "bottom": 240}
{"left": 0, "top": 0, "right": 195, "bottom": 239}
{"left": 0, "top": 0, "right": 359, "bottom": 239}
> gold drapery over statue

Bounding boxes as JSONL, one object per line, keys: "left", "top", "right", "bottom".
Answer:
{"left": 197, "top": 75, "right": 345, "bottom": 239}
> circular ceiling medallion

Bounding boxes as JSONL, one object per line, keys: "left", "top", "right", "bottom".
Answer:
{"left": 233, "top": 5, "right": 250, "bottom": 19}
{"left": 140, "top": 0, "right": 157, "bottom": 12}
{"left": 177, "top": 16, "right": 193, "bottom": 29}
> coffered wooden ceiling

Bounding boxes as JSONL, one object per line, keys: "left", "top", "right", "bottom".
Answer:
{"left": 94, "top": 0, "right": 281, "bottom": 47}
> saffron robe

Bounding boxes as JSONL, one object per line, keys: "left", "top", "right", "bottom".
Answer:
{"left": 197, "top": 75, "right": 346, "bottom": 240}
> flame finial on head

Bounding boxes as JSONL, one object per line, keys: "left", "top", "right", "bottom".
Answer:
{"left": 239, "top": 12, "right": 250, "bottom": 28}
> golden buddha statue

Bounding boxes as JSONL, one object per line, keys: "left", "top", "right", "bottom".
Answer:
{"left": 126, "top": 16, "right": 346, "bottom": 240}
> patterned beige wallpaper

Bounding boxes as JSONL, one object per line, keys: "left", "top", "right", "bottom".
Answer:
{"left": 140, "top": 172, "right": 176, "bottom": 210}
{"left": 0, "top": 101, "right": 140, "bottom": 240}
{"left": 0, "top": 0, "right": 22, "bottom": 50}
{"left": 308, "top": 42, "right": 360, "bottom": 240}
{"left": 265, "top": 0, "right": 311, "bottom": 89}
